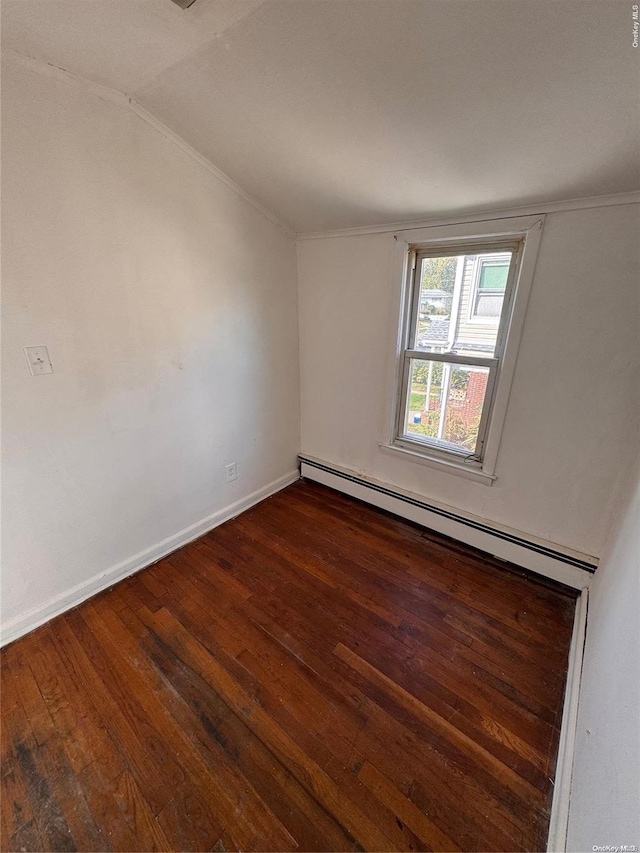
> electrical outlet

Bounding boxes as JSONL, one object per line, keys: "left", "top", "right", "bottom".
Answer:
{"left": 24, "top": 346, "right": 53, "bottom": 375}
{"left": 225, "top": 462, "right": 237, "bottom": 483}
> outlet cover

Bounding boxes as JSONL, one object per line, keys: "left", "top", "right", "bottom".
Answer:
{"left": 24, "top": 346, "right": 53, "bottom": 375}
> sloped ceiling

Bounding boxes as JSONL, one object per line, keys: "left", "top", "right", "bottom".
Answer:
{"left": 2, "top": 0, "right": 638, "bottom": 232}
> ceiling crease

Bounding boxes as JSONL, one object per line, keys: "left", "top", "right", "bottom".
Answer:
{"left": 2, "top": 0, "right": 637, "bottom": 232}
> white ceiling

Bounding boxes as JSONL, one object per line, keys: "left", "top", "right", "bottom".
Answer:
{"left": 3, "top": 0, "right": 638, "bottom": 232}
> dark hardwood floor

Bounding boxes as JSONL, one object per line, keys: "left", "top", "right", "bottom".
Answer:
{"left": 1, "top": 480, "right": 577, "bottom": 852}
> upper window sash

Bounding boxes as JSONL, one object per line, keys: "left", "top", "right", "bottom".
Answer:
{"left": 407, "top": 241, "right": 521, "bottom": 358}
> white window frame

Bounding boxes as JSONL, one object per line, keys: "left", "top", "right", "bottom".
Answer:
{"left": 382, "top": 215, "right": 545, "bottom": 485}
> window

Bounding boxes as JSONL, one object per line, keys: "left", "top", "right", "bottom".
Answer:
{"left": 471, "top": 254, "right": 510, "bottom": 320}
{"left": 386, "top": 216, "right": 544, "bottom": 482}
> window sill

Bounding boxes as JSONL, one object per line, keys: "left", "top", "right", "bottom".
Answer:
{"left": 379, "top": 442, "right": 496, "bottom": 485}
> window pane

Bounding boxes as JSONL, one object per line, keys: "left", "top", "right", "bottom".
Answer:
{"left": 478, "top": 261, "right": 509, "bottom": 292}
{"left": 474, "top": 294, "right": 503, "bottom": 318}
{"left": 414, "top": 250, "right": 512, "bottom": 356}
{"left": 414, "top": 256, "right": 457, "bottom": 352}
{"left": 403, "top": 359, "right": 490, "bottom": 454}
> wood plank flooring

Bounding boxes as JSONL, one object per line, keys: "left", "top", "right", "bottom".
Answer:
{"left": 0, "top": 480, "right": 577, "bottom": 852}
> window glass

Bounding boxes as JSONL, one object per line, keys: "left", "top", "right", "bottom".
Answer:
{"left": 415, "top": 251, "right": 512, "bottom": 357}
{"left": 403, "top": 358, "right": 490, "bottom": 454}
{"left": 414, "top": 256, "right": 457, "bottom": 352}
{"left": 479, "top": 261, "right": 509, "bottom": 291}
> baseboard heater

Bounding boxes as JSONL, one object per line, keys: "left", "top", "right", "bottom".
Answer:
{"left": 299, "top": 455, "right": 596, "bottom": 590}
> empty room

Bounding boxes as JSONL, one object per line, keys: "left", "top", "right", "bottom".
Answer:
{"left": 1, "top": 1, "right": 638, "bottom": 851}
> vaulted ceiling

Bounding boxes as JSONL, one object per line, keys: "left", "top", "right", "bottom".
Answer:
{"left": 3, "top": 0, "right": 638, "bottom": 232}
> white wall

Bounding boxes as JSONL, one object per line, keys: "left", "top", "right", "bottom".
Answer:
{"left": 1, "top": 57, "right": 300, "bottom": 634}
{"left": 567, "top": 460, "right": 640, "bottom": 851}
{"left": 297, "top": 203, "right": 639, "bottom": 560}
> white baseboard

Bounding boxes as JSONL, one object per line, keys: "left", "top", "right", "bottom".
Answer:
{"left": 300, "top": 455, "right": 596, "bottom": 589}
{"left": 547, "top": 588, "right": 589, "bottom": 853}
{"left": 0, "top": 469, "right": 299, "bottom": 648}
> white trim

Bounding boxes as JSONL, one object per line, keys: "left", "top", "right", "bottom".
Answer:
{"left": 380, "top": 442, "right": 496, "bottom": 485}
{"left": 297, "top": 193, "right": 640, "bottom": 240}
{"left": 547, "top": 588, "right": 589, "bottom": 853}
{"left": 300, "top": 456, "right": 596, "bottom": 589}
{"left": 0, "top": 470, "right": 299, "bottom": 648}
{"left": 2, "top": 48, "right": 295, "bottom": 238}
{"left": 482, "top": 217, "right": 543, "bottom": 475}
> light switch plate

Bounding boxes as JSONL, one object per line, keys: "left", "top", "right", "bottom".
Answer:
{"left": 24, "top": 346, "right": 53, "bottom": 375}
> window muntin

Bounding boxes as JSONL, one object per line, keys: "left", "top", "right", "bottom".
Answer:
{"left": 396, "top": 241, "right": 520, "bottom": 461}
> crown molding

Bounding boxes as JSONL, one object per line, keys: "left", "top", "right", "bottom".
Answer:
{"left": 297, "top": 192, "right": 640, "bottom": 241}
{"left": 3, "top": 48, "right": 296, "bottom": 238}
